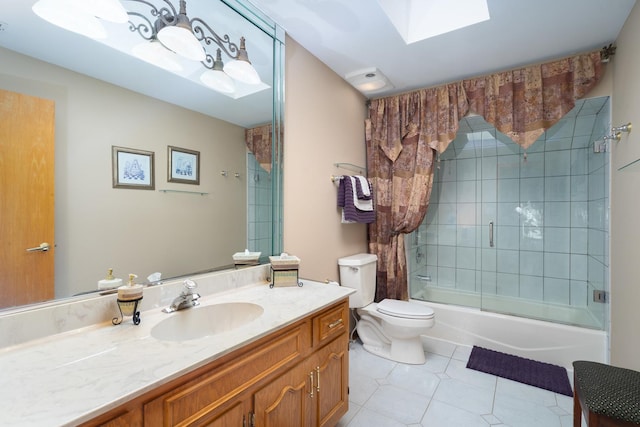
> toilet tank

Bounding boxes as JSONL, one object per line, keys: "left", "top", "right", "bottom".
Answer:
{"left": 338, "top": 253, "right": 377, "bottom": 308}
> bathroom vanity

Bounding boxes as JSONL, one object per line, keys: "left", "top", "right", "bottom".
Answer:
{"left": 0, "top": 270, "right": 353, "bottom": 427}
{"left": 85, "top": 299, "right": 349, "bottom": 427}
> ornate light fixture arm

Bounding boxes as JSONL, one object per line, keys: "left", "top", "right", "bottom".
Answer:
{"left": 124, "top": 0, "right": 178, "bottom": 18}
{"left": 191, "top": 16, "right": 240, "bottom": 64}
{"left": 127, "top": 12, "right": 155, "bottom": 40}
{"left": 124, "top": 0, "right": 178, "bottom": 39}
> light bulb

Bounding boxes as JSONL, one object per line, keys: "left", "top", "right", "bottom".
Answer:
{"left": 86, "top": 0, "right": 129, "bottom": 24}
{"left": 224, "top": 60, "right": 260, "bottom": 85}
{"left": 224, "top": 37, "right": 261, "bottom": 85}
{"left": 132, "top": 40, "right": 183, "bottom": 73}
{"left": 200, "top": 70, "right": 235, "bottom": 94}
{"left": 157, "top": 14, "right": 204, "bottom": 61}
{"left": 33, "top": 0, "right": 107, "bottom": 39}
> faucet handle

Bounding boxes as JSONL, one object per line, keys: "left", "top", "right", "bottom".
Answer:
{"left": 183, "top": 279, "right": 197, "bottom": 290}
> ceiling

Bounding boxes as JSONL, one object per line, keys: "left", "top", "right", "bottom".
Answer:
{"left": 1, "top": 0, "right": 635, "bottom": 126}
{"left": 246, "top": 0, "right": 636, "bottom": 98}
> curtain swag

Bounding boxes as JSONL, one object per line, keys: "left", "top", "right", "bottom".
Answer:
{"left": 245, "top": 123, "right": 272, "bottom": 173}
{"left": 366, "top": 50, "right": 604, "bottom": 302}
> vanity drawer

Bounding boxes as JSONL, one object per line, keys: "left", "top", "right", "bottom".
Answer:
{"left": 312, "top": 298, "right": 349, "bottom": 347}
{"left": 144, "top": 322, "right": 310, "bottom": 427}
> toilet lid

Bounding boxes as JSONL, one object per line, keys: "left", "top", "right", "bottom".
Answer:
{"left": 377, "top": 299, "right": 434, "bottom": 319}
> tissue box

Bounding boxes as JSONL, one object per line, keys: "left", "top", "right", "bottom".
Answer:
{"left": 233, "top": 251, "right": 261, "bottom": 265}
{"left": 271, "top": 269, "right": 300, "bottom": 287}
{"left": 269, "top": 255, "right": 300, "bottom": 270}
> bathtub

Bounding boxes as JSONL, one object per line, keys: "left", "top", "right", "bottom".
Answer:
{"left": 412, "top": 299, "right": 608, "bottom": 372}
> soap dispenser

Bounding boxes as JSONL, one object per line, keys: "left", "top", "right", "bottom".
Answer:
{"left": 98, "top": 268, "right": 123, "bottom": 290}
{"left": 113, "top": 274, "right": 144, "bottom": 325}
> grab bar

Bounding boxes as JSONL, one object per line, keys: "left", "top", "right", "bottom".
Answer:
{"left": 489, "top": 222, "right": 494, "bottom": 247}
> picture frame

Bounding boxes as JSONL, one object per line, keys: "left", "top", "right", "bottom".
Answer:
{"left": 112, "top": 146, "right": 155, "bottom": 190}
{"left": 168, "top": 146, "right": 200, "bottom": 185}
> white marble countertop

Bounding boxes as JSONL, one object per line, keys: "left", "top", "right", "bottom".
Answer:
{"left": 0, "top": 280, "right": 354, "bottom": 427}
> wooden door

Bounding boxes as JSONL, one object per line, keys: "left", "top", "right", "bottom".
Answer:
{"left": 0, "top": 89, "right": 55, "bottom": 308}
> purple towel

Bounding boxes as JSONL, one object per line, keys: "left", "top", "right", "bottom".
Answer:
{"left": 337, "top": 177, "right": 346, "bottom": 207}
{"left": 354, "top": 176, "right": 372, "bottom": 200}
{"left": 338, "top": 176, "right": 375, "bottom": 223}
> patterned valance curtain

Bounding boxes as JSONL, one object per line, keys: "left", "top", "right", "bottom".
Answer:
{"left": 367, "top": 50, "right": 603, "bottom": 302}
{"left": 462, "top": 50, "right": 603, "bottom": 151}
{"left": 245, "top": 123, "right": 272, "bottom": 173}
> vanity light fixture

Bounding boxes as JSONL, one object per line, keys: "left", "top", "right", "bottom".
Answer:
{"left": 222, "top": 37, "right": 261, "bottom": 85}
{"left": 132, "top": 38, "right": 183, "bottom": 73}
{"left": 32, "top": 0, "right": 128, "bottom": 39}
{"left": 126, "top": 0, "right": 261, "bottom": 86}
{"left": 92, "top": 0, "right": 130, "bottom": 23}
{"left": 154, "top": 0, "right": 205, "bottom": 61}
{"left": 32, "top": 0, "right": 262, "bottom": 93}
{"left": 199, "top": 49, "right": 235, "bottom": 93}
{"left": 131, "top": 18, "right": 183, "bottom": 72}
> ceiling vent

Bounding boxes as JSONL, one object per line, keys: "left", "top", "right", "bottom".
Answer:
{"left": 345, "top": 68, "right": 393, "bottom": 94}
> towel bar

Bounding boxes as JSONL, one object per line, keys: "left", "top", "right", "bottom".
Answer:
{"left": 334, "top": 162, "right": 365, "bottom": 174}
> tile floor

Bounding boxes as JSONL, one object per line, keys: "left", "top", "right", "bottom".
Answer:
{"left": 337, "top": 340, "right": 584, "bottom": 427}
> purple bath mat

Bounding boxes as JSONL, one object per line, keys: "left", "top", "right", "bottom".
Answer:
{"left": 466, "top": 346, "right": 573, "bottom": 397}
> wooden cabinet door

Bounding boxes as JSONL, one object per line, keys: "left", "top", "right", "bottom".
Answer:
{"left": 311, "top": 335, "right": 349, "bottom": 427}
{"left": 253, "top": 362, "right": 313, "bottom": 427}
{"left": 143, "top": 324, "right": 309, "bottom": 427}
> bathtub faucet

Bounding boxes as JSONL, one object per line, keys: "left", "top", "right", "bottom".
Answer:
{"left": 163, "top": 279, "right": 200, "bottom": 313}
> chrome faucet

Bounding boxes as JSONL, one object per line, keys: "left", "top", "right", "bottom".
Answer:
{"left": 163, "top": 279, "right": 200, "bottom": 313}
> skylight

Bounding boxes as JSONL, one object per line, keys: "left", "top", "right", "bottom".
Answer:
{"left": 376, "top": 0, "right": 490, "bottom": 44}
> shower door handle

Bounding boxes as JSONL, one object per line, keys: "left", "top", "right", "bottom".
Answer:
{"left": 489, "top": 222, "right": 494, "bottom": 247}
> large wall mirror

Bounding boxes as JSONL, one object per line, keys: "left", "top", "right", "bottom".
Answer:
{"left": 0, "top": 0, "right": 284, "bottom": 311}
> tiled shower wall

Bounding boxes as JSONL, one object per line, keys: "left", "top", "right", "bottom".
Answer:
{"left": 247, "top": 153, "right": 273, "bottom": 256}
{"left": 409, "top": 97, "right": 610, "bottom": 329}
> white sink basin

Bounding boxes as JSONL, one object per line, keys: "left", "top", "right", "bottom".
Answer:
{"left": 151, "top": 302, "right": 264, "bottom": 341}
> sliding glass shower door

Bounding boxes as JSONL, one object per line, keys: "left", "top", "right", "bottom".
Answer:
{"left": 410, "top": 116, "right": 497, "bottom": 309}
{"left": 408, "top": 97, "right": 610, "bottom": 330}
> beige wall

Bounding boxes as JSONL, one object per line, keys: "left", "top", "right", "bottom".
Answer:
{"left": 283, "top": 36, "right": 369, "bottom": 283}
{"left": 610, "top": 2, "right": 640, "bottom": 370}
{"left": 0, "top": 47, "right": 247, "bottom": 299}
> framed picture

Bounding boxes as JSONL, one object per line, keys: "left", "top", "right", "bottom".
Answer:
{"left": 112, "top": 146, "right": 155, "bottom": 190}
{"left": 168, "top": 146, "right": 200, "bottom": 185}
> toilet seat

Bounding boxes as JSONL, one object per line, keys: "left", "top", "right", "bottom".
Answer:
{"left": 377, "top": 299, "right": 434, "bottom": 320}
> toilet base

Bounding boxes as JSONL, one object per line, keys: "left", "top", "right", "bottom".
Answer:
{"left": 361, "top": 336, "right": 426, "bottom": 365}
{"left": 356, "top": 312, "right": 427, "bottom": 364}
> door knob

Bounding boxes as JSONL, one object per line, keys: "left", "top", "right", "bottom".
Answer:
{"left": 26, "top": 242, "right": 50, "bottom": 252}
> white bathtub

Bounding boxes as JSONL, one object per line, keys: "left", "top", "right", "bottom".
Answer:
{"left": 413, "top": 299, "right": 608, "bottom": 372}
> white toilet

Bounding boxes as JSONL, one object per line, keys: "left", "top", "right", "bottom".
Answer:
{"left": 338, "top": 253, "right": 435, "bottom": 365}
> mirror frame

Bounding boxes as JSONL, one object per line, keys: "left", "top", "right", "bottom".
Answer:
{"left": 0, "top": 0, "right": 284, "bottom": 314}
